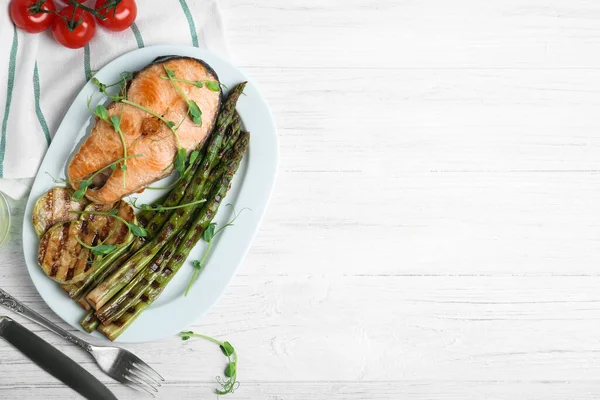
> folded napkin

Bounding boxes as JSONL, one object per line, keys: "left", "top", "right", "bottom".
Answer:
{"left": 0, "top": 0, "right": 229, "bottom": 199}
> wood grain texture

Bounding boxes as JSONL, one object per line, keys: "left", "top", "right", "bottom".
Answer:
{"left": 3, "top": 0, "right": 600, "bottom": 398}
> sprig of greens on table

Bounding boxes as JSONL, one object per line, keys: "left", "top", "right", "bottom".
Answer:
{"left": 180, "top": 331, "right": 240, "bottom": 395}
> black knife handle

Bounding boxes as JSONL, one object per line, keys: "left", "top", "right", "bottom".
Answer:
{"left": 0, "top": 317, "right": 118, "bottom": 400}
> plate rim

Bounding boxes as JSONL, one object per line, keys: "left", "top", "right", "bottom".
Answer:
{"left": 22, "top": 44, "right": 278, "bottom": 343}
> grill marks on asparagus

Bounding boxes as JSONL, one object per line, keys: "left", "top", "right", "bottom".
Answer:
{"left": 96, "top": 229, "right": 187, "bottom": 324}
{"left": 100, "top": 130, "right": 249, "bottom": 340}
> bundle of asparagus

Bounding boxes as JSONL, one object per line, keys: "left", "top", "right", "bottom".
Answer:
{"left": 72, "top": 82, "right": 249, "bottom": 340}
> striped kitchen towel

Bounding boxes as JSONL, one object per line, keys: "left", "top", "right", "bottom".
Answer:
{"left": 0, "top": 0, "right": 230, "bottom": 199}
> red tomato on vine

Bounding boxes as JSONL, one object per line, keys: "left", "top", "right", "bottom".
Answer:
{"left": 10, "top": 0, "right": 56, "bottom": 33}
{"left": 51, "top": 6, "right": 96, "bottom": 49}
{"left": 95, "top": 0, "right": 137, "bottom": 32}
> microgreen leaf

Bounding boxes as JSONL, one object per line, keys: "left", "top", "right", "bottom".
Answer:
{"left": 180, "top": 331, "right": 193, "bottom": 341}
{"left": 90, "top": 244, "right": 116, "bottom": 256}
{"left": 224, "top": 362, "right": 236, "bottom": 378}
{"left": 121, "top": 164, "right": 127, "bottom": 171}
{"left": 73, "top": 178, "right": 92, "bottom": 199}
{"left": 110, "top": 164, "right": 117, "bottom": 171}
{"left": 110, "top": 115, "right": 121, "bottom": 131}
{"left": 193, "top": 81, "right": 203, "bottom": 88}
{"left": 203, "top": 223, "right": 216, "bottom": 242}
{"left": 96, "top": 105, "right": 109, "bottom": 122}
{"left": 129, "top": 224, "right": 148, "bottom": 238}
{"left": 175, "top": 148, "right": 187, "bottom": 173}
{"left": 205, "top": 81, "right": 220, "bottom": 92}
{"left": 73, "top": 189, "right": 86, "bottom": 199}
{"left": 166, "top": 121, "right": 176, "bottom": 128}
{"left": 75, "top": 237, "right": 116, "bottom": 257}
{"left": 188, "top": 100, "right": 203, "bottom": 125}
{"left": 108, "top": 208, "right": 119, "bottom": 216}
{"left": 220, "top": 342, "right": 235, "bottom": 357}
{"left": 192, "top": 260, "right": 202, "bottom": 270}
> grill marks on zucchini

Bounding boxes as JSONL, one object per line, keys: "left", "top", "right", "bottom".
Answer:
{"left": 40, "top": 221, "right": 91, "bottom": 283}
{"left": 37, "top": 201, "right": 136, "bottom": 284}
{"left": 32, "top": 187, "right": 90, "bottom": 237}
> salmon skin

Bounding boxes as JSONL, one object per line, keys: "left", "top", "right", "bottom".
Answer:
{"left": 68, "top": 56, "right": 222, "bottom": 205}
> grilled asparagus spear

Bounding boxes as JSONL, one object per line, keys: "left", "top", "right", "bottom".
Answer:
{"left": 95, "top": 229, "right": 186, "bottom": 324}
{"left": 99, "top": 131, "right": 249, "bottom": 340}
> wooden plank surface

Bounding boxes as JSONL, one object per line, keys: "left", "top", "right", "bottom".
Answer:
{"left": 4, "top": 0, "right": 600, "bottom": 398}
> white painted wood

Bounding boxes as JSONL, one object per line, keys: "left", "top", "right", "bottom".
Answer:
{"left": 3, "top": 0, "right": 600, "bottom": 398}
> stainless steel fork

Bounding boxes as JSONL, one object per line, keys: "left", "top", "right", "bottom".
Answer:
{"left": 0, "top": 288, "right": 164, "bottom": 396}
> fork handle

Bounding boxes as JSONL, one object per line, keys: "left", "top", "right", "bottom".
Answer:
{"left": 0, "top": 288, "right": 93, "bottom": 352}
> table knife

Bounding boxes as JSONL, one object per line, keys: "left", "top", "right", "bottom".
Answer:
{"left": 0, "top": 316, "right": 117, "bottom": 400}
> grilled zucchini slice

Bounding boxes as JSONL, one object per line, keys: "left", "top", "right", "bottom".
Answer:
{"left": 32, "top": 187, "right": 90, "bottom": 237}
{"left": 37, "top": 201, "right": 135, "bottom": 284}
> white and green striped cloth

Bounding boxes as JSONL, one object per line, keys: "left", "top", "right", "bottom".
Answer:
{"left": 0, "top": 0, "right": 229, "bottom": 199}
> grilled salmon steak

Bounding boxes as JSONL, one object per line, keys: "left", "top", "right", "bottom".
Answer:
{"left": 68, "top": 56, "right": 221, "bottom": 204}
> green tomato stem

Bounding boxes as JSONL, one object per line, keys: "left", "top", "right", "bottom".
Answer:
{"left": 67, "top": 0, "right": 107, "bottom": 19}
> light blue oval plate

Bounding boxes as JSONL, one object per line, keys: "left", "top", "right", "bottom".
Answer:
{"left": 22, "top": 45, "right": 278, "bottom": 343}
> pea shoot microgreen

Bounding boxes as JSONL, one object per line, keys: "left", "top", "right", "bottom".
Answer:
{"left": 205, "top": 81, "right": 221, "bottom": 92}
{"left": 159, "top": 75, "right": 222, "bottom": 92}
{"left": 129, "top": 197, "right": 206, "bottom": 212}
{"left": 184, "top": 205, "right": 249, "bottom": 296}
{"left": 179, "top": 331, "right": 239, "bottom": 396}
{"left": 163, "top": 66, "right": 203, "bottom": 126}
{"left": 75, "top": 236, "right": 117, "bottom": 257}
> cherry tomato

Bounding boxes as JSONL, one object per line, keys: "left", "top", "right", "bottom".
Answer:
{"left": 95, "top": 0, "right": 137, "bottom": 32}
{"left": 51, "top": 6, "right": 96, "bottom": 49}
{"left": 10, "top": 0, "right": 56, "bottom": 33}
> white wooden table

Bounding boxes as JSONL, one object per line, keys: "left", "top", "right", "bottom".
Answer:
{"left": 3, "top": 1, "right": 600, "bottom": 398}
